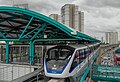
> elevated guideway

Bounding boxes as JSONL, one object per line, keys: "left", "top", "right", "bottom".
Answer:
{"left": 79, "top": 46, "right": 100, "bottom": 82}
{"left": 79, "top": 44, "right": 119, "bottom": 82}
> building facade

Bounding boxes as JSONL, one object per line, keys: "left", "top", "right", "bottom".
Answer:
{"left": 49, "top": 14, "right": 61, "bottom": 23}
{"left": 61, "top": 4, "right": 77, "bottom": 29}
{"left": 105, "top": 32, "right": 118, "bottom": 44}
{"left": 61, "top": 4, "right": 84, "bottom": 33}
{"left": 49, "top": 4, "right": 84, "bottom": 33}
{"left": 78, "top": 11, "right": 84, "bottom": 33}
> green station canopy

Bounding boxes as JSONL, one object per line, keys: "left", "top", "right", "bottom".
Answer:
{"left": 0, "top": 6, "right": 100, "bottom": 43}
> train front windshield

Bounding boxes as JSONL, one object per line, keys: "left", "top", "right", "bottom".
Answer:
{"left": 45, "top": 46, "right": 74, "bottom": 72}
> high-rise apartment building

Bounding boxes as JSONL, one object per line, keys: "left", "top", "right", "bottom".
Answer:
{"left": 49, "top": 14, "right": 61, "bottom": 23}
{"left": 105, "top": 32, "right": 118, "bottom": 44}
{"left": 13, "top": 3, "right": 29, "bottom": 9}
{"left": 101, "top": 37, "right": 104, "bottom": 43}
{"left": 61, "top": 4, "right": 77, "bottom": 29}
{"left": 61, "top": 4, "right": 84, "bottom": 33}
{"left": 78, "top": 11, "right": 84, "bottom": 33}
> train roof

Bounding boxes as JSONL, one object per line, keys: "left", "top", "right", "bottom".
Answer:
{"left": 68, "top": 44, "right": 86, "bottom": 49}
{"left": 58, "top": 42, "right": 100, "bottom": 49}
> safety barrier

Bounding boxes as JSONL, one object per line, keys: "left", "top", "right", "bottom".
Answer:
{"left": 92, "top": 64, "right": 120, "bottom": 82}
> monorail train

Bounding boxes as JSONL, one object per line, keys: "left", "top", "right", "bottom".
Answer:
{"left": 44, "top": 43, "right": 100, "bottom": 82}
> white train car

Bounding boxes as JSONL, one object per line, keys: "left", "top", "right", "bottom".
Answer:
{"left": 44, "top": 43, "right": 100, "bottom": 82}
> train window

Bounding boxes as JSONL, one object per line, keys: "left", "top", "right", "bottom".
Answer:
{"left": 48, "top": 49, "right": 70, "bottom": 60}
{"left": 81, "top": 49, "right": 84, "bottom": 57}
{"left": 79, "top": 50, "right": 84, "bottom": 63}
{"left": 46, "top": 46, "right": 74, "bottom": 61}
{"left": 69, "top": 50, "right": 80, "bottom": 72}
{"left": 85, "top": 48, "right": 88, "bottom": 56}
{"left": 74, "top": 51, "right": 80, "bottom": 64}
{"left": 89, "top": 47, "right": 92, "bottom": 53}
{"left": 49, "top": 49, "right": 56, "bottom": 59}
{"left": 88, "top": 48, "right": 90, "bottom": 54}
{"left": 84, "top": 48, "right": 89, "bottom": 58}
{"left": 83, "top": 49, "right": 86, "bottom": 58}
{"left": 91, "top": 47, "right": 94, "bottom": 51}
{"left": 90, "top": 47, "right": 92, "bottom": 52}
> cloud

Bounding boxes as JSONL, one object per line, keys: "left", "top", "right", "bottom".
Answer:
{"left": 29, "top": 0, "right": 60, "bottom": 15}
{"left": 73, "top": 0, "right": 120, "bottom": 8}
{"left": 0, "top": 0, "right": 62, "bottom": 15}
{"left": 72, "top": 0, "right": 120, "bottom": 40}
{"left": 0, "top": 0, "right": 120, "bottom": 40}
{"left": 84, "top": 10, "right": 120, "bottom": 39}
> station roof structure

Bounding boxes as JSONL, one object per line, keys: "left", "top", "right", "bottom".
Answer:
{"left": 0, "top": 6, "right": 100, "bottom": 43}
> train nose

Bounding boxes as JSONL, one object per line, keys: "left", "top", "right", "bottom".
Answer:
{"left": 52, "top": 65, "right": 57, "bottom": 70}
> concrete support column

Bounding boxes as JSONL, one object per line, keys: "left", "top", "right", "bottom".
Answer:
{"left": 6, "top": 41, "right": 9, "bottom": 64}
{"left": 30, "top": 41, "right": 34, "bottom": 65}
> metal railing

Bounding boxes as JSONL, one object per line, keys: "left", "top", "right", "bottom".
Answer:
{"left": 92, "top": 64, "right": 120, "bottom": 82}
{"left": 0, "top": 63, "right": 40, "bottom": 81}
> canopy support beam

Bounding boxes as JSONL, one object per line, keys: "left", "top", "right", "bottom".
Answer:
{"left": 0, "top": 31, "right": 7, "bottom": 39}
{"left": 30, "top": 23, "right": 47, "bottom": 41}
{"left": 29, "top": 41, "right": 34, "bottom": 65}
{"left": 6, "top": 41, "right": 9, "bottom": 64}
{"left": 19, "top": 16, "right": 34, "bottom": 40}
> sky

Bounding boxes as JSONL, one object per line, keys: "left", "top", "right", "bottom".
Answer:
{"left": 0, "top": 0, "right": 120, "bottom": 40}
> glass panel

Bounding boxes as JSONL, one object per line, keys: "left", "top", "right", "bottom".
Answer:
{"left": 46, "top": 46, "right": 74, "bottom": 72}
{"left": 69, "top": 50, "right": 80, "bottom": 72}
